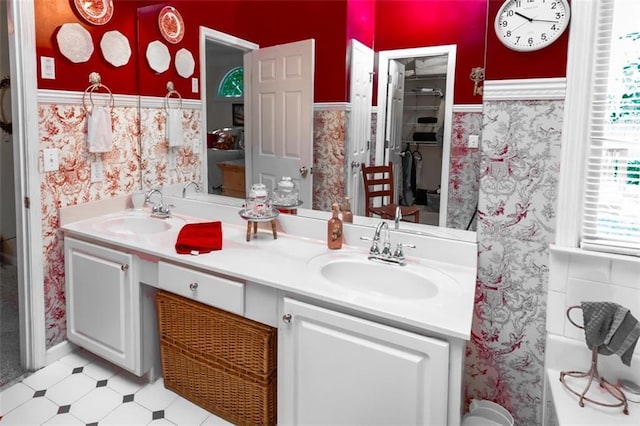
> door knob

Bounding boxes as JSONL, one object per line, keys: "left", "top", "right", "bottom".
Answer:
{"left": 351, "top": 161, "right": 359, "bottom": 169}
{"left": 299, "top": 166, "right": 309, "bottom": 177}
{"left": 282, "top": 313, "right": 292, "bottom": 324}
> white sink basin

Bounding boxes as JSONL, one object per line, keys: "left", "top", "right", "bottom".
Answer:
{"left": 100, "top": 215, "right": 172, "bottom": 235}
{"left": 308, "top": 252, "right": 456, "bottom": 300}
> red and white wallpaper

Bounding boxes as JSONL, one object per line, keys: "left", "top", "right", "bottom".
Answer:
{"left": 464, "top": 99, "right": 564, "bottom": 425}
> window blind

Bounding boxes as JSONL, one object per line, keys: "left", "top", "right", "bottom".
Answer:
{"left": 581, "top": 0, "right": 640, "bottom": 256}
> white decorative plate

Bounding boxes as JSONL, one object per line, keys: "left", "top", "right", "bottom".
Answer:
{"left": 146, "top": 40, "right": 171, "bottom": 74}
{"left": 56, "top": 23, "right": 94, "bottom": 63}
{"left": 73, "top": 0, "right": 114, "bottom": 26}
{"left": 158, "top": 6, "right": 184, "bottom": 44}
{"left": 100, "top": 30, "right": 131, "bottom": 67}
{"left": 174, "top": 48, "right": 195, "bottom": 78}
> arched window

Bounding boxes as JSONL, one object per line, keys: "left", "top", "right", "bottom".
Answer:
{"left": 217, "top": 67, "right": 243, "bottom": 97}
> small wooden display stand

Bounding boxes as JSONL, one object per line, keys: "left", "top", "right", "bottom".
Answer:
{"left": 240, "top": 209, "right": 279, "bottom": 242}
{"left": 246, "top": 220, "right": 278, "bottom": 242}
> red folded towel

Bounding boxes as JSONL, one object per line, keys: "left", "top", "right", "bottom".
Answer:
{"left": 175, "top": 221, "right": 223, "bottom": 254}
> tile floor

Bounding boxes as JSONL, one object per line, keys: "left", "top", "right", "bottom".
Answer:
{"left": 0, "top": 349, "right": 233, "bottom": 425}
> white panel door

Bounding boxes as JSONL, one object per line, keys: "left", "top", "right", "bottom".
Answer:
{"left": 346, "top": 39, "right": 374, "bottom": 216}
{"left": 279, "top": 298, "right": 450, "bottom": 425}
{"left": 65, "top": 238, "right": 136, "bottom": 372}
{"left": 248, "top": 39, "right": 314, "bottom": 207}
{"left": 385, "top": 59, "right": 405, "bottom": 203}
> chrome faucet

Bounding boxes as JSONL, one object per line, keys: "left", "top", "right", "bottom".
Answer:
{"left": 361, "top": 220, "right": 415, "bottom": 265}
{"left": 182, "top": 181, "right": 201, "bottom": 198}
{"left": 394, "top": 206, "right": 402, "bottom": 230}
{"left": 145, "top": 188, "right": 172, "bottom": 218}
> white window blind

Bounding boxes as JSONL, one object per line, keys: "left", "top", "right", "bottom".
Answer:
{"left": 581, "top": 0, "right": 640, "bottom": 256}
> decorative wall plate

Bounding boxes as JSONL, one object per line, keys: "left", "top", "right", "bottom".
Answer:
{"left": 57, "top": 23, "right": 94, "bottom": 63}
{"left": 146, "top": 40, "right": 171, "bottom": 73}
{"left": 100, "top": 31, "right": 131, "bottom": 67}
{"left": 73, "top": 0, "right": 114, "bottom": 26}
{"left": 175, "top": 48, "right": 195, "bottom": 78}
{"left": 158, "top": 6, "right": 184, "bottom": 44}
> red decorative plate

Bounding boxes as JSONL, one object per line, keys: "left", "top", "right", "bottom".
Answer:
{"left": 73, "top": 0, "right": 114, "bottom": 26}
{"left": 158, "top": 6, "right": 184, "bottom": 44}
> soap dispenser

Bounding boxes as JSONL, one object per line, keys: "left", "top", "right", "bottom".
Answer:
{"left": 341, "top": 196, "right": 353, "bottom": 223}
{"left": 327, "top": 202, "right": 343, "bottom": 249}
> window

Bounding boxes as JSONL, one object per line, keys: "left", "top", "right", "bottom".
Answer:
{"left": 581, "top": 0, "right": 640, "bottom": 255}
{"left": 217, "top": 67, "right": 243, "bottom": 98}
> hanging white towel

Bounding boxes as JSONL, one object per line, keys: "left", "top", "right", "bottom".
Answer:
{"left": 166, "top": 109, "right": 183, "bottom": 147}
{"left": 87, "top": 106, "right": 113, "bottom": 153}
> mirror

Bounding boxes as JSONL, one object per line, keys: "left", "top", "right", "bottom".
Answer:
{"left": 136, "top": 1, "right": 487, "bottom": 237}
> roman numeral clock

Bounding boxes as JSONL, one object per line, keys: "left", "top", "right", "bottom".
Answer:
{"left": 495, "top": 0, "right": 571, "bottom": 51}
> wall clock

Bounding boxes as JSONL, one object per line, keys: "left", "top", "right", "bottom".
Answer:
{"left": 494, "top": 0, "right": 570, "bottom": 52}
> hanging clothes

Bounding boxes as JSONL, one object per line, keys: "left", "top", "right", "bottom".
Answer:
{"left": 401, "top": 145, "right": 413, "bottom": 206}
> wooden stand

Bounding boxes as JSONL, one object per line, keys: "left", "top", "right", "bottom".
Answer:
{"left": 246, "top": 220, "right": 278, "bottom": 242}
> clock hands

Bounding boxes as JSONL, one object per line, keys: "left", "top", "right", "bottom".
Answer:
{"left": 515, "top": 11, "right": 533, "bottom": 22}
{"left": 514, "top": 10, "right": 559, "bottom": 24}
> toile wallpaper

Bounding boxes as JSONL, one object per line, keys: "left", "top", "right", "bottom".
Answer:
{"left": 463, "top": 99, "right": 564, "bottom": 425}
{"left": 36, "top": 98, "right": 557, "bottom": 425}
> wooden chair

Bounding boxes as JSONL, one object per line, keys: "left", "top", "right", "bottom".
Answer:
{"left": 361, "top": 162, "right": 420, "bottom": 223}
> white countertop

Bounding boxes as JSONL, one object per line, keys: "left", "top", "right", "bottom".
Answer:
{"left": 59, "top": 198, "right": 477, "bottom": 341}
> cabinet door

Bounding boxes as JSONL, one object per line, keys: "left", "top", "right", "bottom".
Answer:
{"left": 279, "top": 298, "right": 449, "bottom": 425}
{"left": 65, "top": 238, "right": 136, "bottom": 371}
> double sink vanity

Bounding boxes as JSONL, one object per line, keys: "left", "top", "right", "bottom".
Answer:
{"left": 59, "top": 189, "right": 477, "bottom": 425}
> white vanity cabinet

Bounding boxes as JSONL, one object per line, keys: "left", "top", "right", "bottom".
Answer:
{"left": 278, "top": 297, "right": 450, "bottom": 425}
{"left": 64, "top": 237, "right": 157, "bottom": 377}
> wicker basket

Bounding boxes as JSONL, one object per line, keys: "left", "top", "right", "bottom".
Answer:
{"left": 160, "top": 338, "right": 276, "bottom": 426}
{"left": 156, "top": 291, "right": 277, "bottom": 425}
{"left": 156, "top": 290, "right": 277, "bottom": 379}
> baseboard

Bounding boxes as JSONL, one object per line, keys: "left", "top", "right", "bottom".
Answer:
{"left": 45, "top": 340, "right": 78, "bottom": 366}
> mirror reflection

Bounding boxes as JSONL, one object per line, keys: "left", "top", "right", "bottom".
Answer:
{"left": 137, "top": 0, "right": 486, "bottom": 236}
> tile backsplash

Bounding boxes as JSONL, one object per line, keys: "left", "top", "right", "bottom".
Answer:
{"left": 547, "top": 246, "right": 640, "bottom": 361}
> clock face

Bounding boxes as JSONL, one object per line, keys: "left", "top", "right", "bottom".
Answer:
{"left": 494, "top": 0, "right": 570, "bottom": 52}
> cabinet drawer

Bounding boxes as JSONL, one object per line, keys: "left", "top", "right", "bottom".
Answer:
{"left": 158, "top": 262, "right": 244, "bottom": 316}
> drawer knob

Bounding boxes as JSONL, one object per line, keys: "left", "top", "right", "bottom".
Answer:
{"left": 282, "top": 313, "right": 292, "bottom": 324}
{"left": 121, "top": 264, "right": 129, "bottom": 271}
{"left": 189, "top": 282, "right": 198, "bottom": 291}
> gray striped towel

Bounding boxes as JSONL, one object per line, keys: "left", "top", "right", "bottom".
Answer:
{"left": 581, "top": 301, "right": 640, "bottom": 366}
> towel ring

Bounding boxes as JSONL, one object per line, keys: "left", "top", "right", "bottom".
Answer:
{"left": 82, "top": 72, "right": 115, "bottom": 114}
{"left": 566, "top": 305, "right": 585, "bottom": 330}
{"left": 164, "top": 81, "right": 182, "bottom": 112}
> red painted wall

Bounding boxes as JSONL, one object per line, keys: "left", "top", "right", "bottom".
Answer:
{"left": 374, "top": 0, "right": 488, "bottom": 105}
{"left": 35, "top": 0, "right": 139, "bottom": 95}
{"left": 34, "top": 1, "right": 569, "bottom": 103}
{"left": 485, "top": 0, "right": 569, "bottom": 80}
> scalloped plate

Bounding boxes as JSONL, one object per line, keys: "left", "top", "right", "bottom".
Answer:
{"left": 146, "top": 40, "right": 170, "bottom": 74}
{"left": 158, "top": 6, "right": 184, "bottom": 44}
{"left": 175, "top": 48, "right": 195, "bottom": 78}
{"left": 57, "top": 23, "right": 94, "bottom": 63}
{"left": 100, "top": 30, "right": 131, "bottom": 67}
{"left": 73, "top": 0, "right": 114, "bottom": 25}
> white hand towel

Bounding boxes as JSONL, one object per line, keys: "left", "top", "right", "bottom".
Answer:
{"left": 166, "top": 109, "right": 184, "bottom": 147}
{"left": 87, "top": 106, "right": 113, "bottom": 153}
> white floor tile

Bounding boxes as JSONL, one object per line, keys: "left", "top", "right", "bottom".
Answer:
{"left": 0, "top": 382, "right": 33, "bottom": 416}
{"left": 21, "top": 361, "right": 72, "bottom": 391}
{"left": 57, "top": 349, "right": 95, "bottom": 369}
{"left": 41, "top": 413, "right": 85, "bottom": 425}
{"left": 101, "top": 401, "right": 152, "bottom": 425}
{"left": 107, "top": 370, "right": 149, "bottom": 396}
{"left": 69, "top": 387, "right": 121, "bottom": 423}
{"left": 201, "top": 413, "right": 235, "bottom": 425}
{"left": 135, "top": 379, "right": 178, "bottom": 412}
{"left": 147, "top": 419, "right": 175, "bottom": 425}
{"left": 45, "top": 373, "right": 96, "bottom": 406}
{"left": 164, "top": 396, "right": 210, "bottom": 425}
{"left": 81, "top": 357, "right": 120, "bottom": 381}
{"left": 0, "top": 396, "right": 58, "bottom": 425}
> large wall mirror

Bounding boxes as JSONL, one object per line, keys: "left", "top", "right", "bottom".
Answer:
{"left": 136, "top": 1, "right": 487, "bottom": 239}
